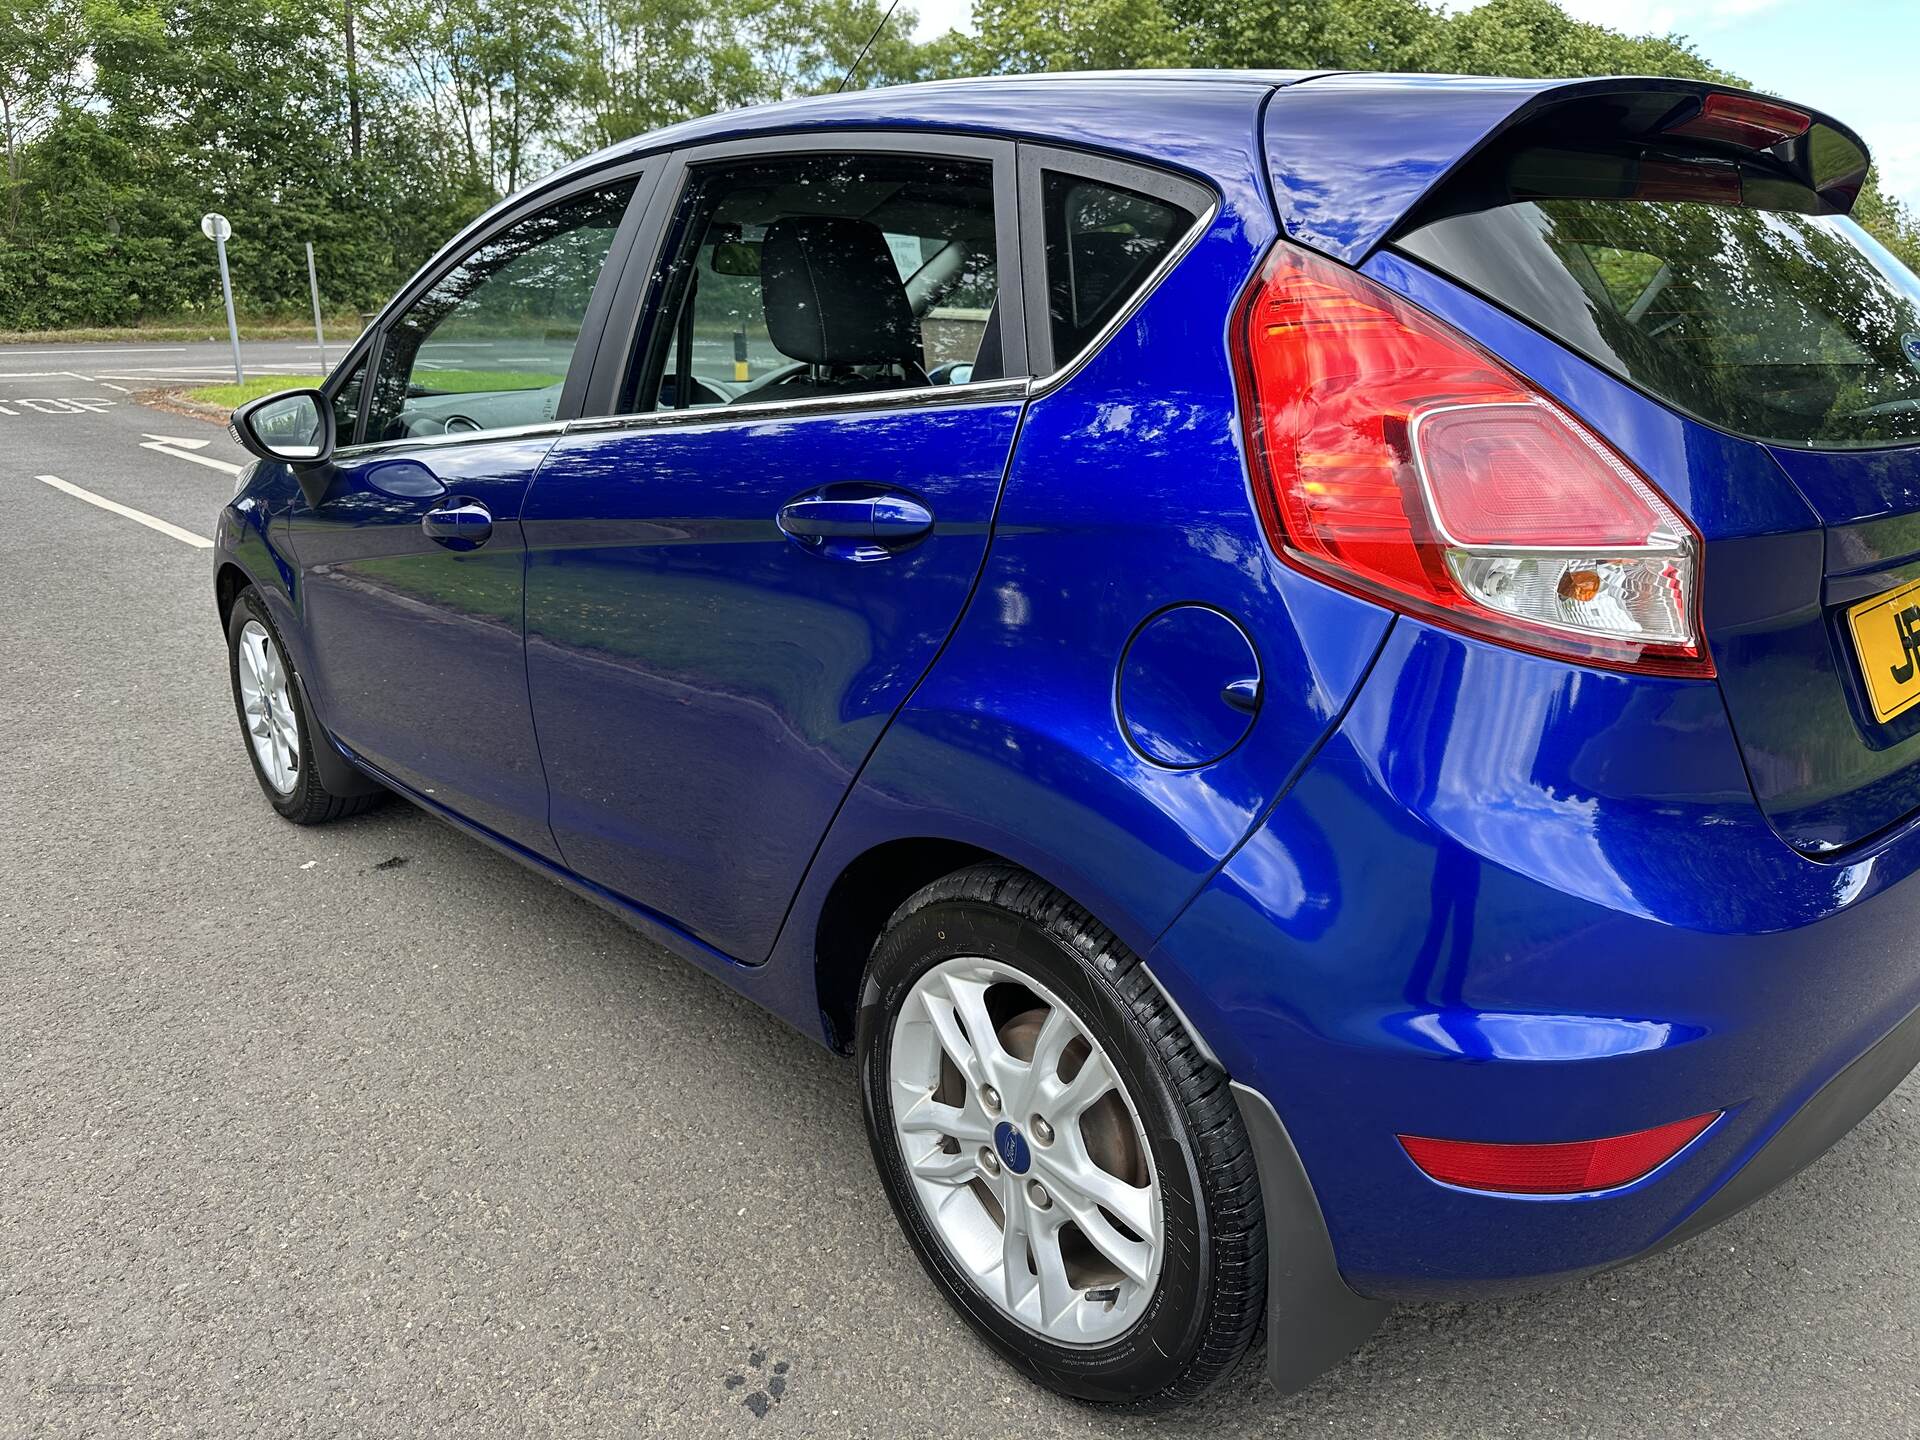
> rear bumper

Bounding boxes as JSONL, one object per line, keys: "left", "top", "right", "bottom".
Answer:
{"left": 1150, "top": 617, "right": 1920, "bottom": 1304}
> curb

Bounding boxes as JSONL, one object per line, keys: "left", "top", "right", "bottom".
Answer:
{"left": 134, "top": 388, "right": 233, "bottom": 427}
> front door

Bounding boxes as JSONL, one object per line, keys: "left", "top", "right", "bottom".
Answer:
{"left": 524, "top": 138, "right": 1026, "bottom": 959}
{"left": 291, "top": 174, "right": 643, "bottom": 856}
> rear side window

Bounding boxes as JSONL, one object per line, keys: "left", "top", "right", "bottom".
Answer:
{"left": 1041, "top": 172, "right": 1194, "bottom": 365}
{"left": 638, "top": 152, "right": 1001, "bottom": 412}
{"left": 1397, "top": 146, "right": 1920, "bottom": 450}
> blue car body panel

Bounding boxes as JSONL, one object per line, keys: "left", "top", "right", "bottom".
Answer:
{"left": 286, "top": 437, "right": 563, "bottom": 858}
{"left": 213, "top": 70, "right": 1920, "bottom": 1314}
{"left": 522, "top": 398, "right": 1024, "bottom": 962}
{"left": 766, "top": 80, "right": 1394, "bottom": 971}
{"left": 1151, "top": 618, "right": 1920, "bottom": 1298}
{"left": 1359, "top": 248, "right": 1920, "bottom": 854}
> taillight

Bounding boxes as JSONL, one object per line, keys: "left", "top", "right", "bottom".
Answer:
{"left": 1398, "top": 1112, "right": 1720, "bottom": 1195}
{"left": 1233, "top": 245, "right": 1711, "bottom": 677}
{"left": 1664, "top": 92, "right": 1810, "bottom": 151}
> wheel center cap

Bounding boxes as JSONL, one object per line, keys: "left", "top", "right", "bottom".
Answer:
{"left": 993, "top": 1120, "right": 1031, "bottom": 1175}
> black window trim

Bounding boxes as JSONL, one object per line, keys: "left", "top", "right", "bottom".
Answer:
{"left": 1015, "top": 143, "right": 1218, "bottom": 392}
{"left": 577, "top": 128, "right": 1031, "bottom": 434}
{"left": 329, "top": 155, "right": 659, "bottom": 458}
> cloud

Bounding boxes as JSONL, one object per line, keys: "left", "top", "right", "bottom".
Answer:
{"left": 910, "top": 0, "right": 976, "bottom": 40}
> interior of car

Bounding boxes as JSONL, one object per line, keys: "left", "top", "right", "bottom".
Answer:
{"left": 646, "top": 156, "right": 1001, "bottom": 412}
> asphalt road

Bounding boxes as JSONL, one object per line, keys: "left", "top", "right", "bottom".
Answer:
{"left": 5, "top": 338, "right": 1920, "bottom": 1438}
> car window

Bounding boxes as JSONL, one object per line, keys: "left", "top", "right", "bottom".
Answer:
{"left": 640, "top": 152, "right": 1000, "bottom": 412}
{"left": 1395, "top": 144, "right": 1920, "bottom": 449}
{"left": 331, "top": 357, "right": 367, "bottom": 445}
{"left": 366, "top": 180, "right": 636, "bottom": 444}
{"left": 1040, "top": 171, "right": 1195, "bottom": 368}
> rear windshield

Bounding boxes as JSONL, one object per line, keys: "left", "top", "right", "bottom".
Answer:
{"left": 1397, "top": 147, "right": 1920, "bottom": 450}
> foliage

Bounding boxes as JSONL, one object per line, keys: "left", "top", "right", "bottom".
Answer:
{"left": 964, "top": 0, "right": 1920, "bottom": 270}
{"left": 3, "top": 0, "right": 1918, "bottom": 330}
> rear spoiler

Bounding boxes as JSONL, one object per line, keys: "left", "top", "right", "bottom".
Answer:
{"left": 1264, "top": 73, "right": 1872, "bottom": 264}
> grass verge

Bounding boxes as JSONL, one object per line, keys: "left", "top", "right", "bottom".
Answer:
{"left": 182, "top": 369, "right": 560, "bottom": 408}
{"left": 0, "top": 315, "right": 366, "bottom": 345}
{"left": 182, "top": 375, "right": 328, "bottom": 407}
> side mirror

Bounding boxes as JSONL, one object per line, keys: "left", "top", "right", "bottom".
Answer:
{"left": 230, "top": 388, "right": 334, "bottom": 466}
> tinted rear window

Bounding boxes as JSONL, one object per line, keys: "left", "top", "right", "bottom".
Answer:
{"left": 1397, "top": 148, "right": 1920, "bottom": 450}
{"left": 1042, "top": 171, "right": 1195, "bottom": 365}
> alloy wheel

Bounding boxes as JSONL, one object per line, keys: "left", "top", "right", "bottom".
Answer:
{"left": 235, "top": 618, "right": 299, "bottom": 795}
{"left": 888, "top": 955, "right": 1164, "bottom": 1346}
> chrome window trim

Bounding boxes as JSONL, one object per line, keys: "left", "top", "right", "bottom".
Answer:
{"left": 563, "top": 376, "right": 1032, "bottom": 437}
{"left": 326, "top": 376, "right": 1031, "bottom": 456}
{"left": 330, "top": 420, "right": 570, "bottom": 463}
{"left": 1029, "top": 196, "right": 1217, "bottom": 399}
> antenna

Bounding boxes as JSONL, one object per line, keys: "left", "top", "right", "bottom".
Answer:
{"left": 836, "top": 0, "right": 904, "bottom": 94}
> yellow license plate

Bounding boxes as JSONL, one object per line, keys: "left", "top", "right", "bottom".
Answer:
{"left": 1847, "top": 576, "right": 1920, "bottom": 724}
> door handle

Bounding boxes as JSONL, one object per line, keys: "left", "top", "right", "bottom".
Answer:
{"left": 778, "top": 488, "right": 933, "bottom": 559}
{"left": 422, "top": 498, "right": 493, "bottom": 551}
{"left": 778, "top": 496, "right": 884, "bottom": 540}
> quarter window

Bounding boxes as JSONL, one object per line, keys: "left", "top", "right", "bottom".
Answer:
{"left": 367, "top": 180, "right": 636, "bottom": 444}
{"left": 1040, "top": 171, "right": 1195, "bottom": 367}
{"left": 639, "top": 153, "right": 1001, "bottom": 412}
{"left": 331, "top": 358, "right": 367, "bottom": 446}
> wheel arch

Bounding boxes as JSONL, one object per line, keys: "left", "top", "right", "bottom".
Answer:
{"left": 811, "top": 836, "right": 998, "bottom": 1053}
{"left": 215, "top": 560, "right": 252, "bottom": 629}
{"left": 808, "top": 832, "right": 1223, "bottom": 1069}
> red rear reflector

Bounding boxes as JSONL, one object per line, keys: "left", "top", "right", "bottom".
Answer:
{"left": 1398, "top": 1112, "right": 1720, "bottom": 1195}
{"left": 1665, "top": 92, "right": 1810, "bottom": 150}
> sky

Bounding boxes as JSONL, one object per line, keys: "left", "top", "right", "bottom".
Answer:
{"left": 907, "top": 0, "right": 1920, "bottom": 209}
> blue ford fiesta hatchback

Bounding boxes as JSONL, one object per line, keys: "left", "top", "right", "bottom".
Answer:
{"left": 218, "top": 70, "right": 1920, "bottom": 1406}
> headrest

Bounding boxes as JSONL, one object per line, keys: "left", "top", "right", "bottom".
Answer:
{"left": 761, "top": 216, "right": 919, "bottom": 368}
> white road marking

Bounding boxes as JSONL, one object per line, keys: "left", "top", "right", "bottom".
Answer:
{"left": 142, "top": 431, "right": 212, "bottom": 450}
{"left": 140, "top": 438, "right": 243, "bottom": 475}
{"left": 35, "top": 474, "right": 213, "bottom": 548}
{"left": 101, "top": 383, "right": 132, "bottom": 394}
{"left": 93, "top": 367, "right": 311, "bottom": 379}
{"left": 13, "top": 397, "right": 114, "bottom": 414}
{"left": 0, "top": 403, "right": 15, "bottom": 416}
{"left": 0, "top": 346, "right": 188, "bottom": 357}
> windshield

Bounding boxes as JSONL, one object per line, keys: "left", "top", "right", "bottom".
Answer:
{"left": 1398, "top": 157, "right": 1920, "bottom": 450}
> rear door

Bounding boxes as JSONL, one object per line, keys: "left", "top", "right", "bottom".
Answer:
{"left": 290, "top": 167, "right": 649, "bottom": 856}
{"left": 522, "top": 133, "right": 1028, "bottom": 959}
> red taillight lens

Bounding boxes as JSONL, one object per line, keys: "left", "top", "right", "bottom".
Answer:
{"left": 1233, "top": 245, "right": 1711, "bottom": 676}
{"left": 1399, "top": 1112, "right": 1720, "bottom": 1195}
{"left": 1665, "top": 92, "right": 1810, "bottom": 151}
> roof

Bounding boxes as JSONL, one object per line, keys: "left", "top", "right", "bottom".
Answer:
{"left": 547, "top": 70, "right": 1321, "bottom": 183}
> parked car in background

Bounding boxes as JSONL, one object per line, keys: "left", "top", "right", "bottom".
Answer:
{"left": 216, "top": 69, "right": 1920, "bottom": 1407}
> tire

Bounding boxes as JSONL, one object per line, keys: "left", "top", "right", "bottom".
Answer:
{"left": 857, "top": 864, "right": 1265, "bottom": 1408}
{"left": 225, "top": 586, "right": 382, "bottom": 824}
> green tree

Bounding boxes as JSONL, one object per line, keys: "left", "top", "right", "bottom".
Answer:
{"left": 1178, "top": 0, "right": 1442, "bottom": 70}
{"left": 568, "top": 0, "right": 762, "bottom": 151}
{"left": 366, "top": 0, "right": 582, "bottom": 193}
{"left": 0, "top": 0, "right": 87, "bottom": 232}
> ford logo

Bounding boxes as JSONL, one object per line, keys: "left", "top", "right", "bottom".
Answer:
{"left": 993, "top": 1120, "right": 1032, "bottom": 1175}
